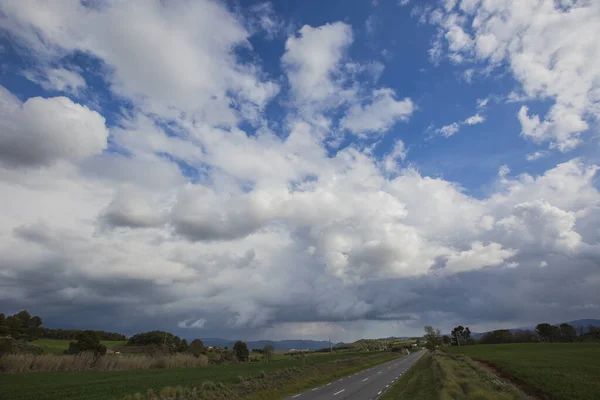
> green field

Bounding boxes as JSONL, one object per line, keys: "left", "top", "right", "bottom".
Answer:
{"left": 31, "top": 339, "right": 128, "bottom": 354}
{"left": 0, "top": 351, "right": 386, "bottom": 400}
{"left": 447, "top": 343, "right": 600, "bottom": 400}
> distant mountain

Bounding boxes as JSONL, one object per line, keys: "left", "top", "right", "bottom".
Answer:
{"left": 200, "top": 338, "right": 343, "bottom": 351}
{"left": 469, "top": 318, "right": 600, "bottom": 339}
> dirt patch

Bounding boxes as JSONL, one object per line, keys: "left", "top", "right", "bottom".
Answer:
{"left": 473, "top": 358, "right": 556, "bottom": 400}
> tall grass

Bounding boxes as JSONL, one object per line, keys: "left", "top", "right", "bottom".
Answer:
{"left": 381, "top": 351, "right": 530, "bottom": 400}
{"left": 0, "top": 353, "right": 208, "bottom": 373}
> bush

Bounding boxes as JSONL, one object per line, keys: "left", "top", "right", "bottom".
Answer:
{"left": 65, "top": 331, "right": 107, "bottom": 356}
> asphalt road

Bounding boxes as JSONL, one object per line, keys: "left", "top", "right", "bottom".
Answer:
{"left": 282, "top": 350, "right": 426, "bottom": 400}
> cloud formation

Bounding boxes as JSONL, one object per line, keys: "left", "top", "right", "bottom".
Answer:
{"left": 0, "top": 0, "right": 598, "bottom": 342}
{"left": 425, "top": 0, "right": 600, "bottom": 151}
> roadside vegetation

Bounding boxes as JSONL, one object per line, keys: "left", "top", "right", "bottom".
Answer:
{"left": 447, "top": 343, "right": 600, "bottom": 400}
{"left": 122, "top": 352, "right": 400, "bottom": 400}
{"left": 0, "top": 351, "right": 398, "bottom": 400}
{"left": 381, "top": 351, "right": 530, "bottom": 400}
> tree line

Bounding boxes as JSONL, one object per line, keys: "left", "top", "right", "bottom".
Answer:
{"left": 423, "top": 322, "right": 600, "bottom": 348}
{"left": 0, "top": 310, "right": 126, "bottom": 342}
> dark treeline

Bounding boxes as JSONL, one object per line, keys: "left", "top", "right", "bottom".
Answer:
{"left": 0, "top": 311, "right": 43, "bottom": 341}
{"left": 42, "top": 328, "right": 127, "bottom": 341}
{"left": 0, "top": 310, "right": 126, "bottom": 342}
{"left": 478, "top": 323, "right": 600, "bottom": 345}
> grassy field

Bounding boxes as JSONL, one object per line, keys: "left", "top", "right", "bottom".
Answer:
{"left": 31, "top": 339, "right": 128, "bottom": 354}
{"left": 446, "top": 343, "right": 600, "bottom": 400}
{"left": 0, "top": 351, "right": 386, "bottom": 400}
{"left": 381, "top": 351, "right": 529, "bottom": 400}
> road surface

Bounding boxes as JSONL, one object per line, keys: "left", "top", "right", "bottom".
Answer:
{"left": 282, "top": 350, "right": 425, "bottom": 400}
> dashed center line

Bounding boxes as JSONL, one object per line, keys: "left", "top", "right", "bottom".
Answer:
{"left": 377, "top": 391, "right": 382, "bottom": 395}
{"left": 333, "top": 389, "right": 345, "bottom": 396}
{"left": 377, "top": 371, "right": 382, "bottom": 374}
{"left": 362, "top": 378, "right": 369, "bottom": 382}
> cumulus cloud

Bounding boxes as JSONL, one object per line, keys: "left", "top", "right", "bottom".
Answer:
{"left": 0, "top": 86, "right": 108, "bottom": 167}
{"left": 0, "top": 0, "right": 278, "bottom": 123}
{"left": 341, "top": 89, "right": 414, "bottom": 136}
{"left": 425, "top": 0, "right": 600, "bottom": 151}
{"left": 282, "top": 22, "right": 353, "bottom": 105}
{"left": 0, "top": 0, "right": 599, "bottom": 341}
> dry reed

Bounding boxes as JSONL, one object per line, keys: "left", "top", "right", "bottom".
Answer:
{"left": 0, "top": 353, "right": 208, "bottom": 373}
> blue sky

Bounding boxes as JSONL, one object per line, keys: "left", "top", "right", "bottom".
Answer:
{"left": 1, "top": 0, "right": 599, "bottom": 341}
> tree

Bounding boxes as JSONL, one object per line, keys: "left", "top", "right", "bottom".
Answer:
{"left": 189, "top": 339, "right": 205, "bottom": 357}
{"left": 559, "top": 323, "right": 576, "bottom": 342}
{"left": 451, "top": 326, "right": 472, "bottom": 346}
{"left": 535, "top": 323, "right": 554, "bottom": 342}
{"left": 127, "top": 331, "right": 187, "bottom": 353}
{"left": 423, "top": 326, "right": 442, "bottom": 350}
{"left": 66, "top": 330, "right": 107, "bottom": 356}
{"left": 512, "top": 330, "right": 538, "bottom": 343}
{"left": 263, "top": 344, "right": 275, "bottom": 363}
{"left": 481, "top": 329, "right": 513, "bottom": 344}
{"left": 233, "top": 340, "right": 249, "bottom": 362}
{"left": 442, "top": 335, "right": 452, "bottom": 345}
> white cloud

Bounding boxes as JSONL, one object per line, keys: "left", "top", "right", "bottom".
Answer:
{"left": 0, "top": 86, "right": 108, "bottom": 167}
{"left": 282, "top": 22, "right": 353, "bottom": 105}
{"left": 463, "top": 113, "right": 485, "bottom": 125}
{"left": 425, "top": 0, "right": 600, "bottom": 151}
{"left": 178, "top": 318, "right": 206, "bottom": 329}
{"left": 435, "top": 112, "right": 486, "bottom": 137}
{"left": 526, "top": 151, "right": 549, "bottom": 161}
{"left": 476, "top": 98, "right": 489, "bottom": 109}
{"left": 0, "top": 0, "right": 278, "bottom": 124}
{"left": 340, "top": 88, "right": 414, "bottom": 136}
{"left": 382, "top": 140, "right": 408, "bottom": 175}
{"left": 437, "top": 122, "right": 460, "bottom": 137}
{"left": 498, "top": 165, "right": 510, "bottom": 178}
{"left": 24, "top": 68, "right": 86, "bottom": 94}
{"left": 445, "top": 242, "right": 517, "bottom": 273}
{"left": 1, "top": 1, "right": 599, "bottom": 340}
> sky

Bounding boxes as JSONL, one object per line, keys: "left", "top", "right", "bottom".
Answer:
{"left": 0, "top": 0, "right": 599, "bottom": 342}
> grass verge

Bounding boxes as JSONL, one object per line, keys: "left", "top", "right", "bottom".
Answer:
{"left": 446, "top": 343, "right": 600, "bottom": 400}
{"left": 0, "top": 351, "right": 385, "bottom": 400}
{"left": 121, "top": 353, "right": 402, "bottom": 400}
{"left": 381, "top": 351, "right": 530, "bottom": 400}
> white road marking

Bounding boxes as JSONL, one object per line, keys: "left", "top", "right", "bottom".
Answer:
{"left": 292, "top": 395, "right": 301, "bottom": 398}
{"left": 377, "top": 371, "right": 382, "bottom": 374}
{"left": 327, "top": 383, "right": 331, "bottom": 386}
{"left": 333, "top": 389, "right": 345, "bottom": 396}
{"left": 377, "top": 391, "right": 382, "bottom": 395}
{"left": 362, "top": 378, "right": 369, "bottom": 382}
{"left": 386, "top": 385, "right": 389, "bottom": 388}
{"left": 338, "top": 378, "right": 344, "bottom": 382}
{"left": 311, "top": 388, "right": 318, "bottom": 391}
